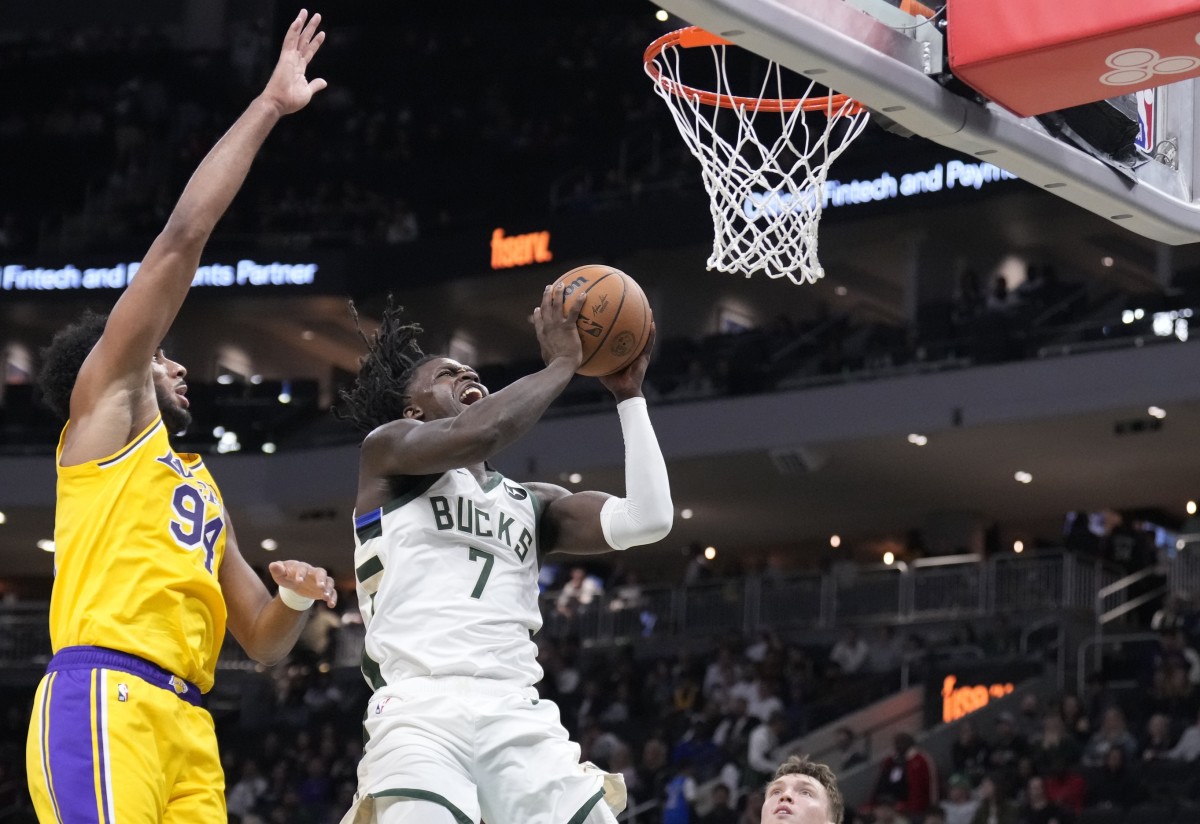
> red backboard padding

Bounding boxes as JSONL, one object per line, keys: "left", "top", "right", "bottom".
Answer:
{"left": 947, "top": 0, "right": 1200, "bottom": 117}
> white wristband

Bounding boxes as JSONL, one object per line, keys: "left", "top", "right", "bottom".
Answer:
{"left": 278, "top": 587, "right": 315, "bottom": 611}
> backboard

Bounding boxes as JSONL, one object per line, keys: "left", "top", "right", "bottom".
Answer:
{"left": 649, "top": 0, "right": 1200, "bottom": 245}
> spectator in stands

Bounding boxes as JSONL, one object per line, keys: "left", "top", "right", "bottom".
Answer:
{"left": 1040, "top": 756, "right": 1085, "bottom": 817}
{"left": 1085, "top": 746, "right": 1144, "bottom": 812}
{"left": 1151, "top": 592, "right": 1190, "bottom": 633}
{"left": 227, "top": 759, "right": 269, "bottom": 819}
{"left": 1017, "top": 775, "right": 1073, "bottom": 824}
{"left": 829, "top": 629, "right": 869, "bottom": 676}
{"left": 738, "top": 789, "right": 765, "bottom": 824}
{"left": 700, "top": 782, "right": 739, "bottom": 824}
{"left": 557, "top": 565, "right": 604, "bottom": 617}
{"left": 873, "top": 732, "right": 937, "bottom": 816}
{"left": 941, "top": 774, "right": 980, "bottom": 824}
{"left": 969, "top": 774, "right": 1017, "bottom": 824}
{"left": 871, "top": 795, "right": 912, "bottom": 824}
{"left": 952, "top": 720, "right": 991, "bottom": 785}
{"left": 832, "top": 726, "right": 867, "bottom": 772}
{"left": 1140, "top": 712, "right": 1176, "bottom": 761}
{"left": 1015, "top": 695, "right": 1043, "bottom": 741}
{"left": 747, "top": 711, "right": 789, "bottom": 787}
{"left": 639, "top": 735, "right": 673, "bottom": 802}
{"left": 714, "top": 695, "right": 757, "bottom": 761}
{"left": 925, "top": 806, "right": 948, "bottom": 824}
{"left": 663, "top": 760, "right": 698, "bottom": 824}
{"left": 1030, "top": 714, "right": 1081, "bottom": 774}
{"left": 1081, "top": 706, "right": 1138, "bottom": 767}
{"left": 987, "top": 713, "right": 1030, "bottom": 787}
{"left": 747, "top": 678, "right": 786, "bottom": 724}
{"left": 1165, "top": 706, "right": 1200, "bottom": 761}
{"left": 866, "top": 626, "right": 906, "bottom": 675}
{"left": 705, "top": 644, "right": 739, "bottom": 703}
{"left": 1056, "top": 695, "right": 1091, "bottom": 745}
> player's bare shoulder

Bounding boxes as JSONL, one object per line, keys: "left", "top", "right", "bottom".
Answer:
{"left": 522, "top": 481, "right": 571, "bottom": 510}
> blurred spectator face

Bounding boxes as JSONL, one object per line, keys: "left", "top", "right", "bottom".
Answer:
{"left": 1027, "top": 777, "right": 1046, "bottom": 805}
{"left": 1041, "top": 714, "right": 1064, "bottom": 739}
{"left": 925, "top": 811, "right": 947, "bottom": 824}
{"left": 1103, "top": 746, "right": 1125, "bottom": 771}
{"left": 1102, "top": 707, "right": 1126, "bottom": 735}
{"left": 872, "top": 800, "right": 898, "bottom": 824}
{"left": 1148, "top": 713, "right": 1169, "bottom": 739}
{"left": 711, "top": 784, "right": 731, "bottom": 809}
{"left": 642, "top": 738, "right": 667, "bottom": 770}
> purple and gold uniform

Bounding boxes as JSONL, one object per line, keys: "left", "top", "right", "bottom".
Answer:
{"left": 26, "top": 416, "right": 228, "bottom": 822}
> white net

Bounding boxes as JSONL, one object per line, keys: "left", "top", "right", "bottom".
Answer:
{"left": 646, "top": 29, "right": 871, "bottom": 285}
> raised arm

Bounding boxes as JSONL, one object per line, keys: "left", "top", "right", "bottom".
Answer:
{"left": 530, "top": 325, "right": 673, "bottom": 555}
{"left": 360, "top": 282, "right": 586, "bottom": 479}
{"left": 67, "top": 11, "right": 327, "bottom": 456}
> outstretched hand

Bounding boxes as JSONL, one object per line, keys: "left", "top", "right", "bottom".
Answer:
{"left": 599, "top": 322, "right": 656, "bottom": 401}
{"left": 261, "top": 10, "right": 328, "bottom": 116}
{"left": 270, "top": 559, "right": 338, "bottom": 608}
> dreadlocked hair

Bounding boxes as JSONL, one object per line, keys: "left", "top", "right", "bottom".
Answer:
{"left": 38, "top": 309, "right": 109, "bottom": 421}
{"left": 333, "top": 296, "right": 434, "bottom": 433}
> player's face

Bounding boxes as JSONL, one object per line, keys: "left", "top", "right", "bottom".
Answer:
{"left": 403, "top": 357, "right": 488, "bottom": 421}
{"left": 152, "top": 348, "right": 192, "bottom": 434}
{"left": 761, "top": 774, "right": 833, "bottom": 824}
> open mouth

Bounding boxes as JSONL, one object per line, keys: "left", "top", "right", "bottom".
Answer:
{"left": 176, "top": 384, "right": 189, "bottom": 407}
{"left": 459, "top": 385, "right": 484, "bottom": 405}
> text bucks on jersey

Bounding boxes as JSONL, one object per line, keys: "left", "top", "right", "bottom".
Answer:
{"left": 353, "top": 469, "right": 545, "bottom": 688}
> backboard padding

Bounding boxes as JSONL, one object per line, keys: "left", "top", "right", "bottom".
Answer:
{"left": 650, "top": 0, "right": 1200, "bottom": 245}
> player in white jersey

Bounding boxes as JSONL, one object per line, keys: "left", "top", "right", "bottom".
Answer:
{"left": 333, "top": 283, "right": 674, "bottom": 824}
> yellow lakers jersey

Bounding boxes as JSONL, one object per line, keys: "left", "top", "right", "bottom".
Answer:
{"left": 49, "top": 416, "right": 228, "bottom": 692}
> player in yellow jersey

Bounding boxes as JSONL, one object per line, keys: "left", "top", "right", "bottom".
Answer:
{"left": 25, "top": 11, "right": 336, "bottom": 824}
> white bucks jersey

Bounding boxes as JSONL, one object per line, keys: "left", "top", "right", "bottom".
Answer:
{"left": 353, "top": 469, "right": 545, "bottom": 689}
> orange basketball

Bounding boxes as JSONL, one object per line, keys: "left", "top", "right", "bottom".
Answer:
{"left": 550, "top": 264, "right": 653, "bottom": 377}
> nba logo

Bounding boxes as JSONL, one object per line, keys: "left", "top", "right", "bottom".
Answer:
{"left": 1135, "top": 88, "right": 1156, "bottom": 154}
{"left": 117, "top": 683, "right": 129, "bottom": 702}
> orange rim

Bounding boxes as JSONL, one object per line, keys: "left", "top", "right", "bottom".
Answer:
{"left": 644, "top": 26, "right": 865, "bottom": 116}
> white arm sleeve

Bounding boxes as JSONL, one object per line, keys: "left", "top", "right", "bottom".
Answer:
{"left": 599, "top": 397, "right": 673, "bottom": 550}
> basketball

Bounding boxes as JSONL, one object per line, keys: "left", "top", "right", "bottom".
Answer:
{"left": 550, "top": 264, "right": 653, "bottom": 377}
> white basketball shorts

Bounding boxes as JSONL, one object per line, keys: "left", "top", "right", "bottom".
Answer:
{"left": 345, "top": 676, "right": 626, "bottom": 824}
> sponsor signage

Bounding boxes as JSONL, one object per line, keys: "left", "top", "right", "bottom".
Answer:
{"left": 743, "top": 159, "right": 1019, "bottom": 219}
{"left": 491, "top": 227, "right": 553, "bottom": 270}
{"left": 1, "top": 258, "right": 319, "bottom": 293}
{"left": 941, "top": 674, "right": 1014, "bottom": 723}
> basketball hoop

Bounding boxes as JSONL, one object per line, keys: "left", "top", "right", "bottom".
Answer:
{"left": 644, "top": 27, "right": 870, "bottom": 285}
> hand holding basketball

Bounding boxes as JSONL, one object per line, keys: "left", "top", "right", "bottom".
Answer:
{"left": 548, "top": 265, "right": 653, "bottom": 377}
{"left": 531, "top": 281, "right": 585, "bottom": 370}
{"left": 599, "top": 322, "right": 656, "bottom": 401}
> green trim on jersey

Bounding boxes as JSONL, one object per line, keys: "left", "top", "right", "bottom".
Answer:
{"left": 386, "top": 473, "right": 443, "bottom": 512}
{"left": 356, "top": 554, "right": 384, "bottom": 584}
{"left": 361, "top": 649, "right": 386, "bottom": 691}
{"left": 481, "top": 469, "right": 505, "bottom": 492}
{"left": 370, "top": 789, "right": 473, "bottom": 824}
{"left": 566, "top": 788, "right": 606, "bottom": 824}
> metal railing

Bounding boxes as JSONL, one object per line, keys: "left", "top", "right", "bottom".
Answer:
{"left": 0, "top": 549, "right": 1131, "bottom": 670}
